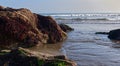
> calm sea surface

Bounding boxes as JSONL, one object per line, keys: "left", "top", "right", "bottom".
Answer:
{"left": 57, "top": 20, "right": 120, "bottom": 66}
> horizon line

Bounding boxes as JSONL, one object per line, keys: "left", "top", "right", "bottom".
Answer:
{"left": 39, "top": 12, "right": 120, "bottom": 14}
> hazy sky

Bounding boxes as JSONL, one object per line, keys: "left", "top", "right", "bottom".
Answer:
{"left": 0, "top": 0, "right": 120, "bottom": 13}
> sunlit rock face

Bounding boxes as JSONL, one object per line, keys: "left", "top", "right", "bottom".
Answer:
{"left": 0, "top": 6, "right": 67, "bottom": 48}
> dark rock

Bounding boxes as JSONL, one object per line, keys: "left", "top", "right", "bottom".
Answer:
{"left": 95, "top": 32, "right": 109, "bottom": 35}
{"left": 0, "top": 49, "right": 39, "bottom": 66}
{"left": 0, "top": 9, "right": 40, "bottom": 48}
{"left": 0, "top": 49, "right": 77, "bottom": 66}
{"left": 0, "top": 6, "right": 67, "bottom": 48}
{"left": 37, "top": 15, "right": 67, "bottom": 43}
{"left": 54, "top": 55, "right": 67, "bottom": 60}
{"left": 108, "top": 29, "right": 120, "bottom": 40}
{"left": 59, "top": 23, "right": 74, "bottom": 32}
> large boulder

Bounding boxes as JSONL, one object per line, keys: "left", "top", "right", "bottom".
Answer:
{"left": 36, "top": 15, "right": 67, "bottom": 43}
{"left": 0, "top": 6, "right": 67, "bottom": 48}
{"left": 108, "top": 29, "right": 120, "bottom": 40}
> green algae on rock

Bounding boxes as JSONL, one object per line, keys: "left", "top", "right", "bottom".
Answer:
{"left": 0, "top": 48, "right": 76, "bottom": 66}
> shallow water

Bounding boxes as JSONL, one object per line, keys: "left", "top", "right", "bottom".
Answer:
{"left": 29, "top": 42, "right": 64, "bottom": 56}
{"left": 60, "top": 20, "right": 120, "bottom": 66}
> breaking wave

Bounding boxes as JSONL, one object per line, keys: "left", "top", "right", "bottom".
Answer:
{"left": 42, "top": 13, "right": 120, "bottom": 21}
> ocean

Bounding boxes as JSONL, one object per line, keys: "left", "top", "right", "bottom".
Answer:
{"left": 42, "top": 13, "right": 120, "bottom": 66}
{"left": 42, "top": 13, "right": 120, "bottom": 21}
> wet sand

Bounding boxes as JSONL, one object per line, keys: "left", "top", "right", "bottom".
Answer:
{"left": 28, "top": 42, "right": 65, "bottom": 56}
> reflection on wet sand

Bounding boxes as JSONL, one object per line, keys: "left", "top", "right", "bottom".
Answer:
{"left": 29, "top": 42, "right": 65, "bottom": 55}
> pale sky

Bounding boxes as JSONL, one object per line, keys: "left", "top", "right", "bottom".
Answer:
{"left": 0, "top": 0, "right": 120, "bottom": 13}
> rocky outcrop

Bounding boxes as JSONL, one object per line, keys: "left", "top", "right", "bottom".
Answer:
{"left": 0, "top": 6, "right": 67, "bottom": 48}
{"left": 37, "top": 15, "right": 67, "bottom": 43}
{"left": 0, "top": 48, "right": 77, "bottom": 66}
{"left": 59, "top": 24, "right": 74, "bottom": 32}
{"left": 0, "top": 6, "right": 77, "bottom": 66}
{"left": 108, "top": 29, "right": 120, "bottom": 40}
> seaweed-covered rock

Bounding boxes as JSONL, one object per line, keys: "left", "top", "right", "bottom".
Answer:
{"left": 0, "top": 49, "right": 39, "bottom": 66}
{"left": 0, "top": 6, "right": 67, "bottom": 48}
{"left": 0, "top": 48, "right": 77, "bottom": 66}
{"left": 108, "top": 29, "right": 120, "bottom": 40}
{"left": 59, "top": 24, "right": 74, "bottom": 32}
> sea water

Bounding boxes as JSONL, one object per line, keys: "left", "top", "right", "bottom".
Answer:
{"left": 43, "top": 13, "right": 120, "bottom": 66}
{"left": 42, "top": 13, "right": 120, "bottom": 20}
